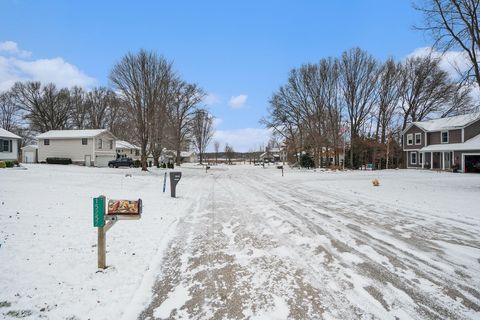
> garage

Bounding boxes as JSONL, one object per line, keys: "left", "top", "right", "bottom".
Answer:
{"left": 21, "top": 145, "right": 38, "bottom": 163}
{"left": 95, "top": 155, "right": 115, "bottom": 167}
{"left": 464, "top": 154, "right": 480, "bottom": 173}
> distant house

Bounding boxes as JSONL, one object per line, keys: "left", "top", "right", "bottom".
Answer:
{"left": 402, "top": 112, "right": 480, "bottom": 173}
{"left": 21, "top": 145, "right": 38, "bottom": 163}
{"left": 0, "top": 128, "right": 21, "bottom": 161}
{"left": 37, "top": 129, "right": 116, "bottom": 167}
{"left": 180, "top": 151, "right": 198, "bottom": 163}
{"left": 116, "top": 140, "right": 140, "bottom": 160}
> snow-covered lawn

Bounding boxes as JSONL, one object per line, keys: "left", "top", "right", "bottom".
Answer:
{"left": 1, "top": 164, "right": 479, "bottom": 319}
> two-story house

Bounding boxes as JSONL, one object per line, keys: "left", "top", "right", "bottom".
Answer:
{"left": 402, "top": 112, "right": 480, "bottom": 173}
{"left": 37, "top": 129, "right": 117, "bottom": 167}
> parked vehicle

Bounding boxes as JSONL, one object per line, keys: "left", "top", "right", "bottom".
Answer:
{"left": 108, "top": 157, "right": 134, "bottom": 168}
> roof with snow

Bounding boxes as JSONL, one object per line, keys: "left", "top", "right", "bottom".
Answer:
{"left": 116, "top": 140, "right": 140, "bottom": 150}
{"left": 0, "top": 128, "right": 21, "bottom": 139}
{"left": 421, "top": 134, "right": 480, "bottom": 152}
{"left": 408, "top": 112, "right": 480, "bottom": 132}
{"left": 37, "top": 129, "right": 111, "bottom": 139}
{"left": 21, "top": 144, "right": 38, "bottom": 150}
{"left": 180, "top": 151, "right": 196, "bottom": 157}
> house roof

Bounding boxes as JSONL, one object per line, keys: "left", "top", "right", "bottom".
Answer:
{"left": 421, "top": 135, "right": 480, "bottom": 152}
{"left": 116, "top": 140, "right": 140, "bottom": 150}
{"left": 21, "top": 144, "right": 38, "bottom": 150}
{"left": 0, "top": 128, "right": 21, "bottom": 139}
{"left": 180, "top": 151, "right": 196, "bottom": 157}
{"left": 406, "top": 112, "right": 480, "bottom": 133}
{"left": 37, "top": 129, "right": 111, "bottom": 139}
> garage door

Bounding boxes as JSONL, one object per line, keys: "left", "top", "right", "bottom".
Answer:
{"left": 24, "top": 151, "right": 34, "bottom": 163}
{"left": 465, "top": 155, "right": 480, "bottom": 173}
{"left": 95, "top": 155, "right": 114, "bottom": 167}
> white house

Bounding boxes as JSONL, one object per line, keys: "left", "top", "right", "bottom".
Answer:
{"left": 37, "top": 129, "right": 116, "bottom": 167}
{"left": 21, "top": 145, "right": 38, "bottom": 163}
{"left": 116, "top": 140, "right": 140, "bottom": 160}
{"left": 0, "top": 128, "right": 21, "bottom": 161}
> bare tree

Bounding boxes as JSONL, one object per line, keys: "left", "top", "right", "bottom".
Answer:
{"left": 224, "top": 143, "right": 234, "bottom": 164}
{"left": 110, "top": 50, "right": 172, "bottom": 171}
{"left": 68, "top": 86, "right": 88, "bottom": 129}
{"left": 399, "top": 54, "right": 472, "bottom": 130}
{"left": 11, "top": 82, "right": 70, "bottom": 133}
{"left": 84, "top": 87, "right": 117, "bottom": 129}
{"left": 191, "top": 109, "right": 214, "bottom": 164}
{"left": 415, "top": 0, "right": 480, "bottom": 87}
{"left": 0, "top": 91, "right": 21, "bottom": 131}
{"left": 167, "top": 80, "right": 205, "bottom": 166}
{"left": 214, "top": 140, "right": 220, "bottom": 164}
{"left": 339, "top": 48, "right": 379, "bottom": 168}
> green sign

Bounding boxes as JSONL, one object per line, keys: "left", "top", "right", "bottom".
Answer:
{"left": 93, "top": 196, "right": 105, "bottom": 227}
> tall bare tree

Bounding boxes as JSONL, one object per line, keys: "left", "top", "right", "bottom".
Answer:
{"left": 224, "top": 143, "right": 234, "bottom": 164}
{"left": 11, "top": 82, "right": 70, "bottom": 133}
{"left": 68, "top": 86, "right": 88, "bottom": 129}
{"left": 167, "top": 80, "right": 205, "bottom": 166}
{"left": 191, "top": 109, "right": 214, "bottom": 164}
{"left": 0, "top": 91, "right": 20, "bottom": 131}
{"left": 339, "top": 48, "right": 379, "bottom": 168}
{"left": 415, "top": 0, "right": 480, "bottom": 87}
{"left": 214, "top": 140, "right": 220, "bottom": 164}
{"left": 110, "top": 50, "right": 172, "bottom": 171}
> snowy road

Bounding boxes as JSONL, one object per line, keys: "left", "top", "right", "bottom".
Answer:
{"left": 136, "top": 166, "right": 480, "bottom": 320}
{"left": 1, "top": 165, "right": 479, "bottom": 319}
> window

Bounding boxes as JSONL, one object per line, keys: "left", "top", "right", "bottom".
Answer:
{"left": 419, "top": 153, "right": 423, "bottom": 165}
{"left": 411, "top": 152, "right": 417, "bottom": 165}
{"left": 97, "top": 139, "right": 102, "bottom": 149}
{"left": 82, "top": 138, "right": 88, "bottom": 145}
{"left": 135, "top": 150, "right": 139, "bottom": 156}
{"left": 415, "top": 133, "right": 421, "bottom": 145}
{"left": 2, "top": 139, "right": 10, "bottom": 152}
{"left": 109, "top": 140, "right": 114, "bottom": 150}
{"left": 44, "top": 139, "right": 50, "bottom": 146}
{"left": 407, "top": 134, "right": 413, "bottom": 145}
{"left": 441, "top": 131, "right": 449, "bottom": 144}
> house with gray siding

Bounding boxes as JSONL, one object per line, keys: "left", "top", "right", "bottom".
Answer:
{"left": 402, "top": 112, "right": 480, "bottom": 173}
{"left": 37, "top": 129, "right": 116, "bottom": 167}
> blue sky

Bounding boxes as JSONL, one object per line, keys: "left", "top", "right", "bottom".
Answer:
{"left": 0, "top": 1, "right": 431, "bottom": 151}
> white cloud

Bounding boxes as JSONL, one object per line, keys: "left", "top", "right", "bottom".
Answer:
{"left": 204, "top": 93, "right": 221, "bottom": 106}
{"left": 0, "top": 41, "right": 32, "bottom": 57}
{"left": 0, "top": 42, "right": 96, "bottom": 91}
{"left": 406, "top": 47, "right": 471, "bottom": 80}
{"left": 228, "top": 94, "right": 248, "bottom": 108}
{"left": 213, "top": 117, "right": 223, "bottom": 127}
{"left": 210, "top": 127, "right": 272, "bottom": 152}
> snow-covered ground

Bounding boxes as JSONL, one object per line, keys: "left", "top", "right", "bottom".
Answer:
{"left": 1, "top": 164, "right": 479, "bottom": 319}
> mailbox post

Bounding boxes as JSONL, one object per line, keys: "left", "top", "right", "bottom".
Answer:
{"left": 93, "top": 196, "right": 142, "bottom": 269}
{"left": 169, "top": 171, "right": 182, "bottom": 197}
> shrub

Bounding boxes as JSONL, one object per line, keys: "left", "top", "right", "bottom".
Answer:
{"left": 300, "top": 153, "right": 315, "bottom": 169}
{"left": 0, "top": 161, "right": 5, "bottom": 169}
{"left": 46, "top": 157, "right": 72, "bottom": 165}
{"left": 134, "top": 160, "right": 141, "bottom": 168}
{"left": 5, "top": 161, "right": 14, "bottom": 168}
{"left": 167, "top": 163, "right": 174, "bottom": 169}
{"left": 13, "top": 160, "right": 19, "bottom": 166}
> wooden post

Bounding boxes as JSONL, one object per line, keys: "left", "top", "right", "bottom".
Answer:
{"left": 98, "top": 226, "right": 106, "bottom": 269}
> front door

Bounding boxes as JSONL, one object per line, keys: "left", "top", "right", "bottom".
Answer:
{"left": 85, "top": 155, "right": 91, "bottom": 167}
{"left": 444, "top": 152, "right": 451, "bottom": 169}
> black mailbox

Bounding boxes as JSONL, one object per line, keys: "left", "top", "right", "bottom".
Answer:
{"left": 169, "top": 171, "right": 182, "bottom": 198}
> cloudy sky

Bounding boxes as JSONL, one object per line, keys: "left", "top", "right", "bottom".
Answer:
{"left": 0, "top": 1, "right": 469, "bottom": 151}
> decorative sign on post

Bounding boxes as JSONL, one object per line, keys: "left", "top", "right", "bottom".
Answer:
{"left": 93, "top": 196, "right": 142, "bottom": 269}
{"left": 93, "top": 196, "right": 105, "bottom": 227}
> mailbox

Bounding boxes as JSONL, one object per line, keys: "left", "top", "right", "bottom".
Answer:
{"left": 106, "top": 199, "right": 142, "bottom": 220}
{"left": 169, "top": 171, "right": 182, "bottom": 198}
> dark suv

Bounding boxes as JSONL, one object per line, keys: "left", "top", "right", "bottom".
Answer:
{"left": 108, "top": 158, "right": 134, "bottom": 168}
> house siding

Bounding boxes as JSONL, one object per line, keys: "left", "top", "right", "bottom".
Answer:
{"left": 449, "top": 129, "right": 462, "bottom": 143}
{"left": 428, "top": 132, "right": 441, "bottom": 145}
{"left": 464, "top": 119, "right": 480, "bottom": 141}
{"left": 38, "top": 138, "right": 94, "bottom": 162}
{"left": 404, "top": 125, "right": 424, "bottom": 150}
{"left": 0, "top": 138, "right": 19, "bottom": 161}
{"left": 406, "top": 151, "right": 422, "bottom": 168}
